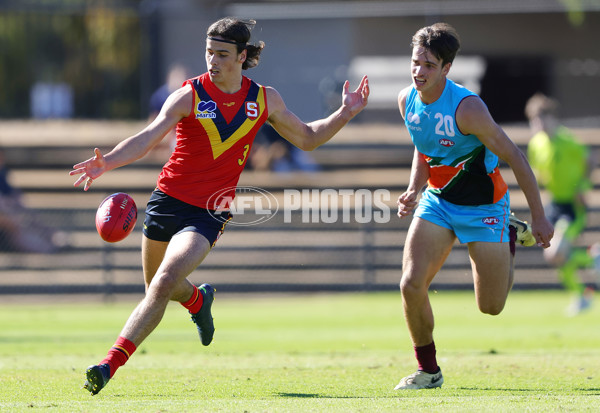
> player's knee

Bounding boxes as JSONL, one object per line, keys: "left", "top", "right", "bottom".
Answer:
{"left": 148, "top": 272, "right": 178, "bottom": 295}
{"left": 478, "top": 300, "right": 505, "bottom": 316}
{"left": 400, "top": 274, "right": 427, "bottom": 298}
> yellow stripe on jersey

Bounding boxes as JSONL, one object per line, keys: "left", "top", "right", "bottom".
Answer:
{"left": 194, "top": 87, "right": 267, "bottom": 160}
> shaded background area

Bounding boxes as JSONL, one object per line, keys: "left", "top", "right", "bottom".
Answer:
{"left": 2, "top": 0, "right": 599, "bottom": 123}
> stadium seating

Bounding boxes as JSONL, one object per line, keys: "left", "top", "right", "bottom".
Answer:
{"left": 0, "top": 121, "right": 598, "bottom": 296}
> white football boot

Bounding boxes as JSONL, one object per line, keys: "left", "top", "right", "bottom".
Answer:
{"left": 509, "top": 213, "right": 536, "bottom": 247}
{"left": 394, "top": 369, "right": 443, "bottom": 390}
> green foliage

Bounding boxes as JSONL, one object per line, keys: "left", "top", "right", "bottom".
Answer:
{"left": 0, "top": 3, "right": 141, "bottom": 118}
{"left": 0, "top": 290, "right": 599, "bottom": 412}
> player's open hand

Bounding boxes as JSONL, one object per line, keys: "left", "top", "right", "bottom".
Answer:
{"left": 70, "top": 148, "right": 106, "bottom": 191}
{"left": 342, "top": 75, "right": 369, "bottom": 118}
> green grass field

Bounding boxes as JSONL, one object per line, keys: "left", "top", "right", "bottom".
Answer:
{"left": 1, "top": 290, "right": 599, "bottom": 412}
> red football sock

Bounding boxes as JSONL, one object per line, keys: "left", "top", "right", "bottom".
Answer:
{"left": 415, "top": 341, "right": 439, "bottom": 374}
{"left": 180, "top": 285, "right": 204, "bottom": 314}
{"left": 101, "top": 336, "right": 137, "bottom": 378}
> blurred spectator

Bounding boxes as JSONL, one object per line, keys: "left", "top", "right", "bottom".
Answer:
{"left": 525, "top": 92, "right": 599, "bottom": 315}
{"left": 148, "top": 63, "right": 189, "bottom": 153}
{"left": 30, "top": 82, "right": 74, "bottom": 119}
{"left": 149, "top": 63, "right": 189, "bottom": 118}
{"left": 249, "top": 124, "right": 319, "bottom": 173}
{"left": 0, "top": 151, "right": 68, "bottom": 253}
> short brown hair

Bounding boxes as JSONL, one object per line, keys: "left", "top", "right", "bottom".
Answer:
{"left": 411, "top": 23, "right": 460, "bottom": 67}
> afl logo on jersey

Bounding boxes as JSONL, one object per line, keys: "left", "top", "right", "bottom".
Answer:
{"left": 482, "top": 217, "right": 499, "bottom": 225}
{"left": 245, "top": 102, "right": 259, "bottom": 120}
{"left": 439, "top": 138, "right": 455, "bottom": 147}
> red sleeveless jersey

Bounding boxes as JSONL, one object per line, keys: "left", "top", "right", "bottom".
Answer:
{"left": 157, "top": 73, "right": 269, "bottom": 209}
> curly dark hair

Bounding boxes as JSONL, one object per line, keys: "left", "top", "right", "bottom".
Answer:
{"left": 411, "top": 23, "right": 460, "bottom": 67}
{"left": 207, "top": 17, "right": 265, "bottom": 70}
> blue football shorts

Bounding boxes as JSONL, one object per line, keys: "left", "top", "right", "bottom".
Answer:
{"left": 143, "top": 190, "right": 232, "bottom": 246}
{"left": 414, "top": 190, "right": 511, "bottom": 244}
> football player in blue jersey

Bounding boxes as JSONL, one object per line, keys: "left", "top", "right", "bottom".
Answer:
{"left": 394, "top": 23, "right": 553, "bottom": 390}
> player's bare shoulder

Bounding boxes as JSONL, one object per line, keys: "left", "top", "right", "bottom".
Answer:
{"left": 456, "top": 94, "right": 495, "bottom": 135}
{"left": 457, "top": 94, "right": 487, "bottom": 115}
{"left": 163, "top": 84, "right": 194, "bottom": 118}
{"left": 398, "top": 86, "right": 412, "bottom": 120}
{"left": 264, "top": 86, "right": 285, "bottom": 110}
{"left": 264, "top": 86, "right": 288, "bottom": 122}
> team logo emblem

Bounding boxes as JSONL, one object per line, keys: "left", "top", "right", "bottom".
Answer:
{"left": 196, "top": 100, "right": 217, "bottom": 119}
{"left": 439, "top": 138, "right": 455, "bottom": 147}
{"left": 482, "top": 217, "right": 499, "bottom": 225}
{"left": 246, "top": 102, "right": 259, "bottom": 120}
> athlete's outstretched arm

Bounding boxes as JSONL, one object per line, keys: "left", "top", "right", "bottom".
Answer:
{"left": 266, "top": 75, "right": 369, "bottom": 151}
{"left": 70, "top": 86, "right": 192, "bottom": 191}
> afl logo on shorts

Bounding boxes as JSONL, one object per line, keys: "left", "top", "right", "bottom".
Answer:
{"left": 439, "top": 138, "right": 455, "bottom": 147}
{"left": 482, "top": 217, "right": 499, "bottom": 225}
{"left": 246, "top": 101, "right": 259, "bottom": 120}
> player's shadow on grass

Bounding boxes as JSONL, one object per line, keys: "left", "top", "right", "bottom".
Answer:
{"left": 276, "top": 392, "right": 353, "bottom": 399}
{"left": 459, "top": 387, "right": 600, "bottom": 394}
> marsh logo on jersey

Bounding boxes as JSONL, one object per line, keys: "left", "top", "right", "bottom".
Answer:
{"left": 439, "top": 138, "right": 455, "bottom": 147}
{"left": 196, "top": 100, "right": 217, "bottom": 119}
{"left": 406, "top": 112, "right": 422, "bottom": 132}
{"left": 407, "top": 112, "right": 420, "bottom": 124}
{"left": 482, "top": 217, "right": 499, "bottom": 225}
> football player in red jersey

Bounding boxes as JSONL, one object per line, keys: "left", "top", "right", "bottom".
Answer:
{"left": 71, "top": 17, "right": 369, "bottom": 395}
